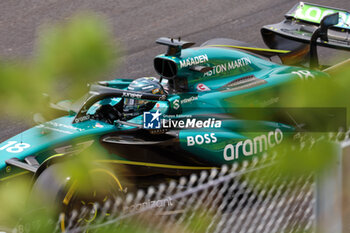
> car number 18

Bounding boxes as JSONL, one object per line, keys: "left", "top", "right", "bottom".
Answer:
{"left": 0, "top": 141, "right": 31, "bottom": 153}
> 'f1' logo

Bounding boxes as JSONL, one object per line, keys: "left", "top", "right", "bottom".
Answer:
{"left": 143, "top": 110, "right": 162, "bottom": 129}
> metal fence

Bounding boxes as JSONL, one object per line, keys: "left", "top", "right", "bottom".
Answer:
{"left": 57, "top": 152, "right": 321, "bottom": 233}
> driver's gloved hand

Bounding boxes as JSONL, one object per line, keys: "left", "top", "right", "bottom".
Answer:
{"left": 93, "top": 104, "right": 121, "bottom": 124}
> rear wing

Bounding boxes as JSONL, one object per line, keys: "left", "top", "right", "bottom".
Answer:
{"left": 261, "top": 2, "right": 350, "bottom": 53}
{"left": 285, "top": 2, "right": 350, "bottom": 30}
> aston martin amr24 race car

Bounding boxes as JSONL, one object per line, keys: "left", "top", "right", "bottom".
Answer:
{"left": 0, "top": 2, "right": 349, "bottom": 229}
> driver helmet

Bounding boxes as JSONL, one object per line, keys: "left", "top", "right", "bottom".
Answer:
{"left": 123, "top": 77, "right": 164, "bottom": 114}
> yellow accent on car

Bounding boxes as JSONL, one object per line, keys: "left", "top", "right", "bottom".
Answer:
{"left": 84, "top": 202, "right": 98, "bottom": 223}
{"left": 97, "top": 159, "right": 217, "bottom": 170}
{"left": 91, "top": 168, "right": 123, "bottom": 191}
{"left": 209, "top": 44, "right": 290, "bottom": 54}
{"left": 42, "top": 153, "right": 65, "bottom": 164}
{"left": 60, "top": 213, "right": 66, "bottom": 232}
{"left": 63, "top": 181, "right": 77, "bottom": 205}
{"left": 0, "top": 171, "right": 30, "bottom": 182}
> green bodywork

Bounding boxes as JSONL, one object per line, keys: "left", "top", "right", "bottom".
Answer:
{"left": 0, "top": 43, "right": 329, "bottom": 182}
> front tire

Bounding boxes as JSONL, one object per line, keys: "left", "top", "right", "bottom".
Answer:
{"left": 29, "top": 162, "right": 125, "bottom": 232}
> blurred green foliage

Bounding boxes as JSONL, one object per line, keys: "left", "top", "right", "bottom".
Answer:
{"left": 273, "top": 61, "right": 350, "bottom": 174}
{"left": 280, "top": 63, "right": 350, "bottom": 125}
{"left": 0, "top": 177, "right": 31, "bottom": 227}
{"left": 0, "top": 11, "right": 120, "bottom": 232}
{"left": 0, "top": 12, "right": 118, "bottom": 119}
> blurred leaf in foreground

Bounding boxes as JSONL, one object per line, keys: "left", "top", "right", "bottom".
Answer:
{"left": 0, "top": 12, "right": 119, "bottom": 120}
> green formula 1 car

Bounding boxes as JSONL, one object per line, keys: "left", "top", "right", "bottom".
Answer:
{"left": 0, "top": 2, "right": 349, "bottom": 231}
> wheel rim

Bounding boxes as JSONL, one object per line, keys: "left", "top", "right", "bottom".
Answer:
{"left": 60, "top": 169, "right": 124, "bottom": 232}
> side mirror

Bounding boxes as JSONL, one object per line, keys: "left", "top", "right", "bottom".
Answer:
{"left": 310, "top": 13, "right": 339, "bottom": 69}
